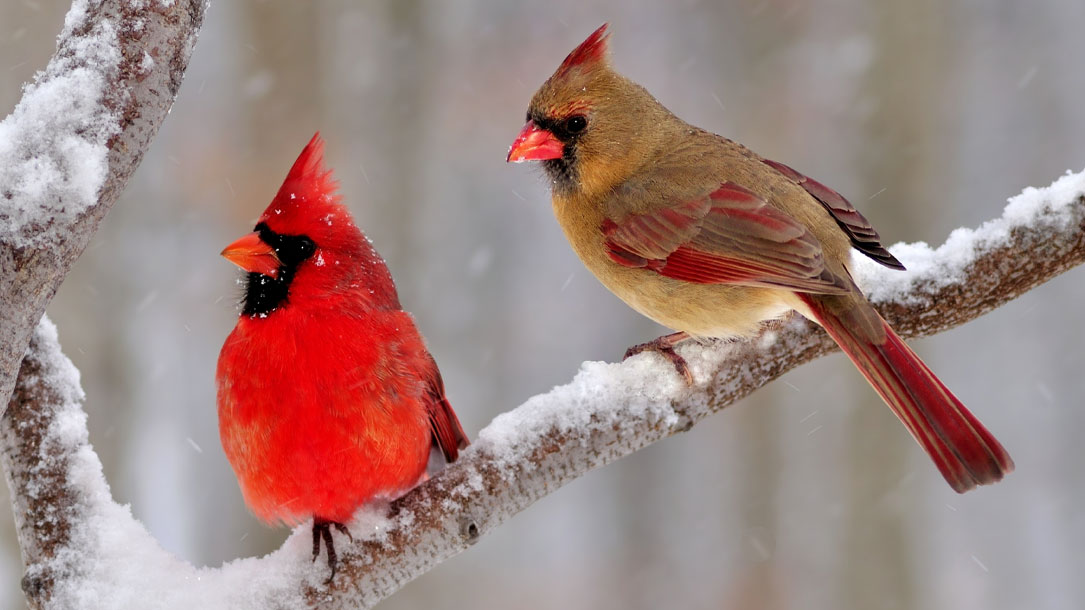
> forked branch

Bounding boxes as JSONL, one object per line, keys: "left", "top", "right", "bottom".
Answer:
{"left": 1, "top": 1, "right": 1082, "bottom": 608}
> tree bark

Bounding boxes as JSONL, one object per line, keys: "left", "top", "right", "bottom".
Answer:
{"left": 0, "top": 0, "right": 207, "bottom": 607}
{"left": 6, "top": 184, "right": 1083, "bottom": 608}
{"left": 2, "top": 1, "right": 1083, "bottom": 609}
{"left": 0, "top": 0, "right": 208, "bottom": 411}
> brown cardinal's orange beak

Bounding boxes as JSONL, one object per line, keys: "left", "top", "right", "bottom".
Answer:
{"left": 506, "top": 120, "right": 564, "bottom": 163}
{"left": 221, "top": 232, "right": 281, "bottom": 278}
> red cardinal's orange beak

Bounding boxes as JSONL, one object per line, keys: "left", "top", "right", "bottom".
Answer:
{"left": 506, "top": 120, "right": 564, "bottom": 163}
{"left": 221, "top": 232, "right": 281, "bottom": 278}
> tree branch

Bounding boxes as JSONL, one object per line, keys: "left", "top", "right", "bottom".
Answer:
{"left": 0, "top": 0, "right": 207, "bottom": 607}
{"left": 0, "top": 0, "right": 208, "bottom": 409}
{"left": 5, "top": 157, "right": 1083, "bottom": 607}
{"left": 317, "top": 175, "right": 1085, "bottom": 608}
{"left": 2, "top": 3, "right": 1083, "bottom": 608}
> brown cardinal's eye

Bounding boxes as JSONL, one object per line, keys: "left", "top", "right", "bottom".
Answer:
{"left": 564, "top": 115, "right": 588, "bottom": 134}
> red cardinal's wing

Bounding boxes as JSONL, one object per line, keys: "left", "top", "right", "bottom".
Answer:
{"left": 761, "top": 158, "right": 904, "bottom": 270}
{"left": 602, "top": 181, "right": 848, "bottom": 294}
{"left": 421, "top": 354, "right": 469, "bottom": 462}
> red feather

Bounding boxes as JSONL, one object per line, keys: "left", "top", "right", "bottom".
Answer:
{"left": 799, "top": 294, "right": 1013, "bottom": 492}
{"left": 653, "top": 247, "right": 794, "bottom": 285}
{"left": 217, "top": 135, "right": 468, "bottom": 528}
{"left": 762, "top": 158, "right": 904, "bottom": 270}
{"left": 556, "top": 23, "right": 611, "bottom": 76}
{"left": 602, "top": 181, "right": 847, "bottom": 293}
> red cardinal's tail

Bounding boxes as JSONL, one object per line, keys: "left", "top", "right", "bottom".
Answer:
{"left": 799, "top": 294, "right": 1013, "bottom": 493}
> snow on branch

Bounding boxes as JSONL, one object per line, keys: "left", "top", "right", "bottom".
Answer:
{"left": 0, "top": 4, "right": 121, "bottom": 249}
{"left": 309, "top": 169, "right": 1085, "bottom": 608}
{"left": 0, "top": 0, "right": 207, "bottom": 607}
{"left": 4, "top": 319, "right": 317, "bottom": 610}
{"left": 1, "top": 3, "right": 1082, "bottom": 608}
{"left": 4, "top": 168, "right": 1082, "bottom": 608}
{"left": 0, "top": 0, "right": 208, "bottom": 409}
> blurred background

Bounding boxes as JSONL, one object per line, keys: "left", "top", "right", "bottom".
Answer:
{"left": 3, "top": 1, "right": 1085, "bottom": 608}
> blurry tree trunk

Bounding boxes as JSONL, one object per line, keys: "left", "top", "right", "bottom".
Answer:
{"left": 841, "top": 2, "right": 953, "bottom": 608}
{"left": 230, "top": 0, "right": 325, "bottom": 562}
{"left": 0, "top": 1, "right": 62, "bottom": 110}
{"left": 726, "top": 4, "right": 794, "bottom": 607}
{"left": 339, "top": 0, "right": 432, "bottom": 271}
{"left": 239, "top": 0, "right": 323, "bottom": 172}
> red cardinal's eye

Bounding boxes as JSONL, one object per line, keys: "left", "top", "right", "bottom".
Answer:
{"left": 564, "top": 115, "right": 588, "bottom": 134}
{"left": 296, "top": 236, "right": 316, "bottom": 259}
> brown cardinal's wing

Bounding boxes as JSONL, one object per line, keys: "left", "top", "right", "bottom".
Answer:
{"left": 602, "top": 181, "right": 849, "bottom": 294}
{"left": 761, "top": 159, "right": 904, "bottom": 270}
{"left": 421, "top": 353, "right": 469, "bottom": 462}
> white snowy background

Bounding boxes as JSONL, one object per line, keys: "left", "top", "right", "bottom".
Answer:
{"left": 3, "top": 1, "right": 1085, "bottom": 609}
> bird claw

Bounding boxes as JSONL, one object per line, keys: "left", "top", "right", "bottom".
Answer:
{"left": 623, "top": 332, "right": 693, "bottom": 384}
{"left": 312, "top": 518, "right": 352, "bottom": 584}
{"left": 332, "top": 521, "right": 353, "bottom": 544}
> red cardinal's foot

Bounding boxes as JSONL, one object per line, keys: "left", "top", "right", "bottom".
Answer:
{"left": 623, "top": 331, "right": 693, "bottom": 384}
{"left": 312, "top": 518, "right": 354, "bottom": 583}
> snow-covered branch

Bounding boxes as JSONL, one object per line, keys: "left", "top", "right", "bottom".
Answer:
{"left": 7, "top": 163, "right": 1083, "bottom": 608}
{"left": 311, "top": 170, "right": 1085, "bottom": 608}
{"left": 0, "top": 0, "right": 207, "bottom": 607}
{"left": 1, "top": 2, "right": 1083, "bottom": 608}
{"left": 0, "top": 0, "right": 207, "bottom": 408}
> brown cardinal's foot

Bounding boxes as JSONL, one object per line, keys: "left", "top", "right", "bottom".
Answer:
{"left": 623, "top": 331, "right": 693, "bottom": 384}
{"left": 312, "top": 518, "right": 353, "bottom": 583}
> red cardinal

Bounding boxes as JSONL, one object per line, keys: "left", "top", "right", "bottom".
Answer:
{"left": 507, "top": 24, "right": 1012, "bottom": 492}
{"left": 217, "top": 134, "right": 468, "bottom": 579}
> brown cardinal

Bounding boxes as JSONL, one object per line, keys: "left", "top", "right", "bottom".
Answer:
{"left": 507, "top": 24, "right": 1012, "bottom": 493}
{"left": 217, "top": 134, "right": 468, "bottom": 580}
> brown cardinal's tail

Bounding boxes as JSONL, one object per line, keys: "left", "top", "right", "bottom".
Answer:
{"left": 799, "top": 294, "right": 1013, "bottom": 493}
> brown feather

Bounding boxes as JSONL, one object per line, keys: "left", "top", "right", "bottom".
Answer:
{"left": 762, "top": 159, "right": 904, "bottom": 269}
{"left": 601, "top": 181, "right": 849, "bottom": 294}
{"left": 515, "top": 25, "right": 1012, "bottom": 492}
